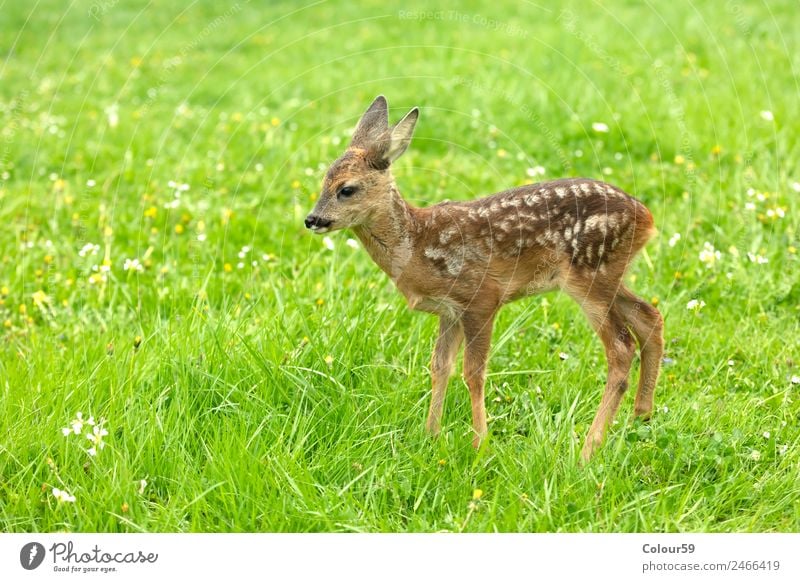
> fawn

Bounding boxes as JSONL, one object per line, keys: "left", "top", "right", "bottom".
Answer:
{"left": 305, "top": 96, "right": 663, "bottom": 461}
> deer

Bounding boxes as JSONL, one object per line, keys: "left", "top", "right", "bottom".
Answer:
{"left": 304, "top": 96, "right": 663, "bottom": 461}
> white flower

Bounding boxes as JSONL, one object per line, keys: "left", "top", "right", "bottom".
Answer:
{"left": 668, "top": 233, "right": 681, "bottom": 247}
{"left": 791, "top": 182, "right": 800, "bottom": 193}
{"left": 591, "top": 122, "right": 609, "bottom": 133}
{"left": 63, "top": 412, "right": 85, "bottom": 435}
{"left": 526, "top": 166, "right": 546, "bottom": 178}
{"left": 728, "top": 359, "right": 735, "bottom": 367}
{"left": 558, "top": 352, "right": 569, "bottom": 360}
{"left": 744, "top": 202, "right": 756, "bottom": 211}
{"left": 123, "top": 258, "right": 144, "bottom": 272}
{"left": 52, "top": 487, "right": 76, "bottom": 503}
{"left": 750, "top": 449, "right": 761, "bottom": 461}
{"left": 698, "top": 242, "right": 721, "bottom": 268}
{"left": 197, "top": 233, "right": 207, "bottom": 242}
{"left": 78, "top": 243, "right": 100, "bottom": 257}
{"left": 105, "top": 103, "right": 119, "bottom": 128}
{"left": 686, "top": 299, "right": 706, "bottom": 311}
{"left": 322, "top": 236, "right": 335, "bottom": 251}
{"left": 138, "top": 479, "right": 148, "bottom": 494}
{"left": 346, "top": 238, "right": 359, "bottom": 249}
{"left": 759, "top": 110, "right": 774, "bottom": 121}
{"left": 167, "top": 180, "right": 190, "bottom": 192}
{"left": 763, "top": 431, "right": 771, "bottom": 439}
{"left": 86, "top": 179, "right": 96, "bottom": 187}
{"left": 86, "top": 424, "right": 109, "bottom": 455}
{"left": 747, "top": 252, "right": 768, "bottom": 264}
{"left": 791, "top": 375, "right": 800, "bottom": 385}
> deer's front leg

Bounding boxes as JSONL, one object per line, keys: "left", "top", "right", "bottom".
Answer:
{"left": 425, "top": 316, "right": 464, "bottom": 436}
{"left": 462, "top": 312, "right": 495, "bottom": 448}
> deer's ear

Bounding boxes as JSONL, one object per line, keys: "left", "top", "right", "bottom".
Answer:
{"left": 350, "top": 95, "right": 389, "bottom": 148}
{"left": 384, "top": 107, "right": 419, "bottom": 163}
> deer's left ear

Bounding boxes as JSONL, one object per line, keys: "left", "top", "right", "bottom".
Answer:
{"left": 384, "top": 107, "right": 419, "bottom": 163}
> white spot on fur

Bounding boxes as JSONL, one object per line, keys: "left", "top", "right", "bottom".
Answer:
{"left": 439, "top": 228, "right": 457, "bottom": 244}
{"left": 424, "top": 246, "right": 464, "bottom": 276}
{"left": 585, "top": 215, "right": 608, "bottom": 235}
{"left": 554, "top": 187, "right": 567, "bottom": 198}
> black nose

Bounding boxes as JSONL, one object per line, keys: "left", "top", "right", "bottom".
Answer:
{"left": 304, "top": 215, "right": 333, "bottom": 229}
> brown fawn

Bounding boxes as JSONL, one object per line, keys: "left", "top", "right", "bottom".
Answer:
{"left": 305, "top": 96, "right": 663, "bottom": 461}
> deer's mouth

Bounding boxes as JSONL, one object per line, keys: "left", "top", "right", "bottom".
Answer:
{"left": 304, "top": 215, "right": 335, "bottom": 233}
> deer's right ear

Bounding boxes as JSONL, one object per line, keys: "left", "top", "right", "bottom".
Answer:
{"left": 350, "top": 95, "right": 389, "bottom": 148}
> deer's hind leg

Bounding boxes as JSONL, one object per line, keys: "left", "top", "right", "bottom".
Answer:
{"left": 563, "top": 274, "right": 636, "bottom": 462}
{"left": 614, "top": 285, "right": 664, "bottom": 419}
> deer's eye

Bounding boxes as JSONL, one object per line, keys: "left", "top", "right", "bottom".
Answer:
{"left": 338, "top": 186, "right": 357, "bottom": 199}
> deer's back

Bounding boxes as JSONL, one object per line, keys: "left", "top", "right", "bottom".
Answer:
{"left": 413, "top": 178, "right": 655, "bottom": 299}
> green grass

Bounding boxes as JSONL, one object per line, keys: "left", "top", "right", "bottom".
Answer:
{"left": 1, "top": 0, "right": 799, "bottom": 532}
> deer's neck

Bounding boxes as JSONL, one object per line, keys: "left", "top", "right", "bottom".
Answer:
{"left": 352, "top": 184, "right": 417, "bottom": 282}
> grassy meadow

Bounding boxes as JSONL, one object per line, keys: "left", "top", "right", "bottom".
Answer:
{"left": 0, "top": 0, "right": 798, "bottom": 532}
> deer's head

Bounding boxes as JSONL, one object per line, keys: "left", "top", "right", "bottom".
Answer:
{"left": 304, "top": 96, "right": 418, "bottom": 234}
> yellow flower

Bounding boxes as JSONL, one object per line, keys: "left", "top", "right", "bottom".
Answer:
{"left": 223, "top": 263, "right": 233, "bottom": 273}
{"left": 711, "top": 145, "right": 722, "bottom": 155}
{"left": 0, "top": 286, "right": 8, "bottom": 296}
{"left": 472, "top": 489, "right": 483, "bottom": 500}
{"left": 651, "top": 296, "right": 659, "bottom": 306}
{"left": 44, "top": 255, "right": 53, "bottom": 264}
{"left": 32, "top": 290, "right": 49, "bottom": 305}
{"left": 270, "top": 117, "right": 280, "bottom": 127}
{"left": 496, "top": 148, "right": 507, "bottom": 158}
{"left": 144, "top": 206, "right": 157, "bottom": 218}
{"left": 324, "top": 355, "right": 334, "bottom": 365}
{"left": 316, "top": 298, "right": 324, "bottom": 306}
{"left": 291, "top": 180, "right": 301, "bottom": 189}
{"left": 674, "top": 154, "right": 685, "bottom": 165}
{"left": 788, "top": 246, "right": 797, "bottom": 254}
{"left": 438, "top": 459, "right": 446, "bottom": 466}
{"left": 174, "top": 224, "right": 184, "bottom": 234}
